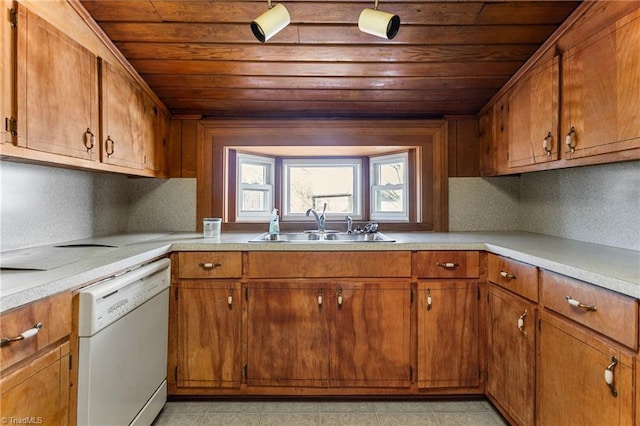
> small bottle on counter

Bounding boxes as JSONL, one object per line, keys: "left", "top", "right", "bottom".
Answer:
{"left": 269, "top": 209, "right": 280, "bottom": 237}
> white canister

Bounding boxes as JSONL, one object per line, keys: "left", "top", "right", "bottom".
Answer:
{"left": 203, "top": 218, "right": 222, "bottom": 237}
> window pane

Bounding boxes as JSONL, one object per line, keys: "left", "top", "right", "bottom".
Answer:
{"left": 241, "top": 163, "right": 266, "bottom": 184}
{"left": 241, "top": 189, "right": 267, "bottom": 211}
{"left": 374, "top": 188, "right": 404, "bottom": 212}
{"left": 376, "top": 161, "right": 404, "bottom": 185}
{"left": 288, "top": 166, "right": 356, "bottom": 214}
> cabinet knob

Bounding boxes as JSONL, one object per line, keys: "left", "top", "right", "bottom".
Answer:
{"left": 105, "top": 135, "right": 115, "bottom": 157}
{"left": 199, "top": 262, "right": 221, "bottom": 270}
{"left": 565, "top": 295, "right": 597, "bottom": 312}
{"left": 436, "top": 262, "right": 459, "bottom": 269}
{"left": 604, "top": 356, "right": 618, "bottom": 397}
{"left": 517, "top": 310, "right": 527, "bottom": 335}
{"left": 0, "top": 322, "right": 43, "bottom": 347}
{"left": 500, "top": 270, "right": 516, "bottom": 280}
{"left": 84, "top": 128, "right": 95, "bottom": 151}
{"left": 565, "top": 126, "right": 576, "bottom": 154}
{"left": 542, "top": 131, "right": 553, "bottom": 155}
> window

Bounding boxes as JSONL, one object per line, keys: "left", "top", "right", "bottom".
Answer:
{"left": 370, "top": 152, "right": 409, "bottom": 221}
{"left": 236, "top": 153, "right": 275, "bottom": 221}
{"left": 282, "top": 158, "right": 362, "bottom": 221}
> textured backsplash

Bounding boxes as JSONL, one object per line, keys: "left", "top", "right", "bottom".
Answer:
{"left": 2, "top": 159, "right": 638, "bottom": 251}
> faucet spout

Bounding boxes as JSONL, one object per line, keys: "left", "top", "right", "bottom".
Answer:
{"left": 306, "top": 203, "right": 327, "bottom": 232}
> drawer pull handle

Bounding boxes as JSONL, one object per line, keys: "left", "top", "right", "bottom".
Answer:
{"left": 436, "top": 262, "right": 459, "bottom": 269}
{"left": 566, "top": 295, "right": 597, "bottom": 312}
{"left": 500, "top": 271, "right": 516, "bottom": 280}
{"left": 542, "top": 131, "right": 553, "bottom": 155}
{"left": 228, "top": 289, "right": 233, "bottom": 308}
{"left": 318, "top": 289, "right": 323, "bottom": 310}
{"left": 1, "top": 322, "right": 43, "bottom": 348}
{"left": 517, "top": 310, "right": 527, "bottom": 335}
{"left": 337, "top": 288, "right": 343, "bottom": 309}
{"left": 604, "top": 356, "right": 618, "bottom": 397}
{"left": 566, "top": 126, "right": 577, "bottom": 154}
{"left": 84, "top": 128, "right": 95, "bottom": 151}
{"left": 199, "top": 262, "right": 221, "bottom": 270}
{"left": 426, "top": 288, "right": 432, "bottom": 311}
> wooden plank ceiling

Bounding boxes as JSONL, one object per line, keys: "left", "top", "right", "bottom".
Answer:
{"left": 80, "top": 0, "right": 581, "bottom": 119}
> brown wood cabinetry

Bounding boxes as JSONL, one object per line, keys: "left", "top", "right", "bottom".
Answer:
{"left": 176, "top": 281, "right": 241, "bottom": 389}
{"left": 415, "top": 251, "right": 481, "bottom": 390}
{"left": 507, "top": 56, "right": 559, "bottom": 169}
{"left": 562, "top": 9, "right": 640, "bottom": 161}
{"left": 486, "top": 255, "right": 537, "bottom": 425}
{"left": 0, "top": 343, "right": 70, "bottom": 425}
{"left": 1, "top": 3, "right": 169, "bottom": 177}
{"left": 171, "top": 252, "right": 242, "bottom": 392}
{"left": 0, "top": 292, "right": 71, "bottom": 425}
{"left": 15, "top": 4, "right": 99, "bottom": 161}
{"left": 537, "top": 311, "right": 633, "bottom": 426}
{"left": 486, "top": 285, "right": 536, "bottom": 426}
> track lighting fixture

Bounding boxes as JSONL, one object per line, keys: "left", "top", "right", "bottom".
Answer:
{"left": 251, "top": 0, "right": 290, "bottom": 42}
{"left": 358, "top": 0, "right": 400, "bottom": 39}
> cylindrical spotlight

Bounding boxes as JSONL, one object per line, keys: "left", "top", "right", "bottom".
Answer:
{"left": 358, "top": 7, "right": 400, "bottom": 39}
{"left": 251, "top": 3, "right": 290, "bottom": 43}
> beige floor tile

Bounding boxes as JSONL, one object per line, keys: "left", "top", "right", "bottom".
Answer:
{"left": 261, "top": 412, "right": 320, "bottom": 425}
{"left": 319, "top": 402, "right": 378, "bottom": 413}
{"left": 200, "top": 412, "right": 262, "bottom": 425}
{"left": 434, "top": 412, "right": 501, "bottom": 426}
{"left": 263, "top": 401, "right": 320, "bottom": 413}
{"left": 319, "top": 412, "right": 379, "bottom": 425}
{"left": 377, "top": 412, "right": 440, "bottom": 425}
{"left": 374, "top": 401, "right": 433, "bottom": 413}
{"left": 152, "top": 412, "right": 204, "bottom": 425}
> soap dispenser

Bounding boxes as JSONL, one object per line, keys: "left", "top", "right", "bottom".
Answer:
{"left": 269, "top": 209, "right": 280, "bottom": 236}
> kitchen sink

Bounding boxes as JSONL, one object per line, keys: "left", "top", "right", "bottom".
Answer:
{"left": 249, "top": 231, "right": 395, "bottom": 243}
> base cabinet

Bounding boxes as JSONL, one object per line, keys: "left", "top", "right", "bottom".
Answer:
{"left": 417, "top": 281, "right": 479, "bottom": 389}
{"left": 175, "top": 281, "right": 241, "bottom": 389}
{"left": 245, "top": 281, "right": 411, "bottom": 388}
{"left": 486, "top": 285, "right": 536, "bottom": 426}
{"left": 537, "top": 312, "right": 633, "bottom": 426}
{"left": 0, "top": 343, "right": 70, "bottom": 425}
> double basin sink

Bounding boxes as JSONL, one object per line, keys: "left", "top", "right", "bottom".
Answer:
{"left": 249, "top": 231, "right": 395, "bottom": 243}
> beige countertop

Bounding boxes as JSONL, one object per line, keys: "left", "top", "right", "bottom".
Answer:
{"left": 1, "top": 231, "right": 639, "bottom": 313}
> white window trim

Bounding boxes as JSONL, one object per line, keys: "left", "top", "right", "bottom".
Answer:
{"left": 236, "top": 153, "right": 275, "bottom": 222}
{"left": 370, "top": 152, "right": 409, "bottom": 221}
{"left": 282, "top": 158, "right": 363, "bottom": 221}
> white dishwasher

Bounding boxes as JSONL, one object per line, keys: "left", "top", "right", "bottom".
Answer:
{"left": 77, "top": 257, "right": 170, "bottom": 426}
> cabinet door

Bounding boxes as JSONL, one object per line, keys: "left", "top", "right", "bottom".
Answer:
{"left": 562, "top": 10, "right": 640, "bottom": 160}
{"left": 486, "top": 285, "right": 535, "bottom": 426}
{"left": 176, "top": 281, "right": 241, "bottom": 388}
{"left": 537, "top": 312, "right": 633, "bottom": 426}
{"left": 100, "top": 59, "right": 146, "bottom": 169}
{"left": 331, "top": 282, "right": 411, "bottom": 387}
{"left": 1, "top": 343, "right": 69, "bottom": 425}
{"left": 508, "top": 56, "right": 559, "bottom": 168}
{"left": 417, "top": 281, "right": 479, "bottom": 388}
{"left": 15, "top": 5, "right": 99, "bottom": 160}
{"left": 246, "top": 282, "right": 329, "bottom": 387}
{"left": 478, "top": 106, "right": 496, "bottom": 176}
{"left": 1, "top": 4, "right": 12, "bottom": 145}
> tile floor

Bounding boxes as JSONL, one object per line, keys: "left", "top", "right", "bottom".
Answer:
{"left": 152, "top": 399, "right": 508, "bottom": 426}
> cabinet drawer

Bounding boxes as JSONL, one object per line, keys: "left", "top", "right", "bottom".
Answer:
{"left": 178, "top": 252, "right": 242, "bottom": 278}
{"left": 540, "top": 270, "right": 638, "bottom": 350}
{"left": 414, "top": 251, "right": 479, "bottom": 278}
{"left": 487, "top": 254, "right": 538, "bottom": 302}
{"left": 0, "top": 292, "right": 71, "bottom": 372}
{"left": 247, "top": 251, "right": 411, "bottom": 278}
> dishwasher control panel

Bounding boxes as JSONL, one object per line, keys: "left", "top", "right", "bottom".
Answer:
{"left": 78, "top": 258, "right": 170, "bottom": 336}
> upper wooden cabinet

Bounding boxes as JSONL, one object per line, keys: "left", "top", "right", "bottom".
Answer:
{"left": 1, "top": 3, "right": 169, "bottom": 177}
{"left": 507, "top": 56, "right": 559, "bottom": 168}
{"left": 562, "top": 9, "right": 640, "bottom": 160}
{"left": 15, "top": 4, "right": 99, "bottom": 161}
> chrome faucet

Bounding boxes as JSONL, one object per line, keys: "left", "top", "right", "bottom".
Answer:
{"left": 345, "top": 215, "right": 353, "bottom": 233}
{"left": 306, "top": 203, "right": 327, "bottom": 232}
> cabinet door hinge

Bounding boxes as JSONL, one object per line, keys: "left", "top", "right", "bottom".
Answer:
{"left": 410, "top": 288, "right": 414, "bottom": 304}
{"left": 9, "top": 8, "right": 17, "bottom": 28}
{"left": 5, "top": 117, "right": 17, "bottom": 137}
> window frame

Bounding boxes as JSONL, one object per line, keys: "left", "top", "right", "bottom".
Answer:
{"left": 369, "top": 152, "right": 409, "bottom": 221}
{"left": 235, "top": 152, "right": 275, "bottom": 222}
